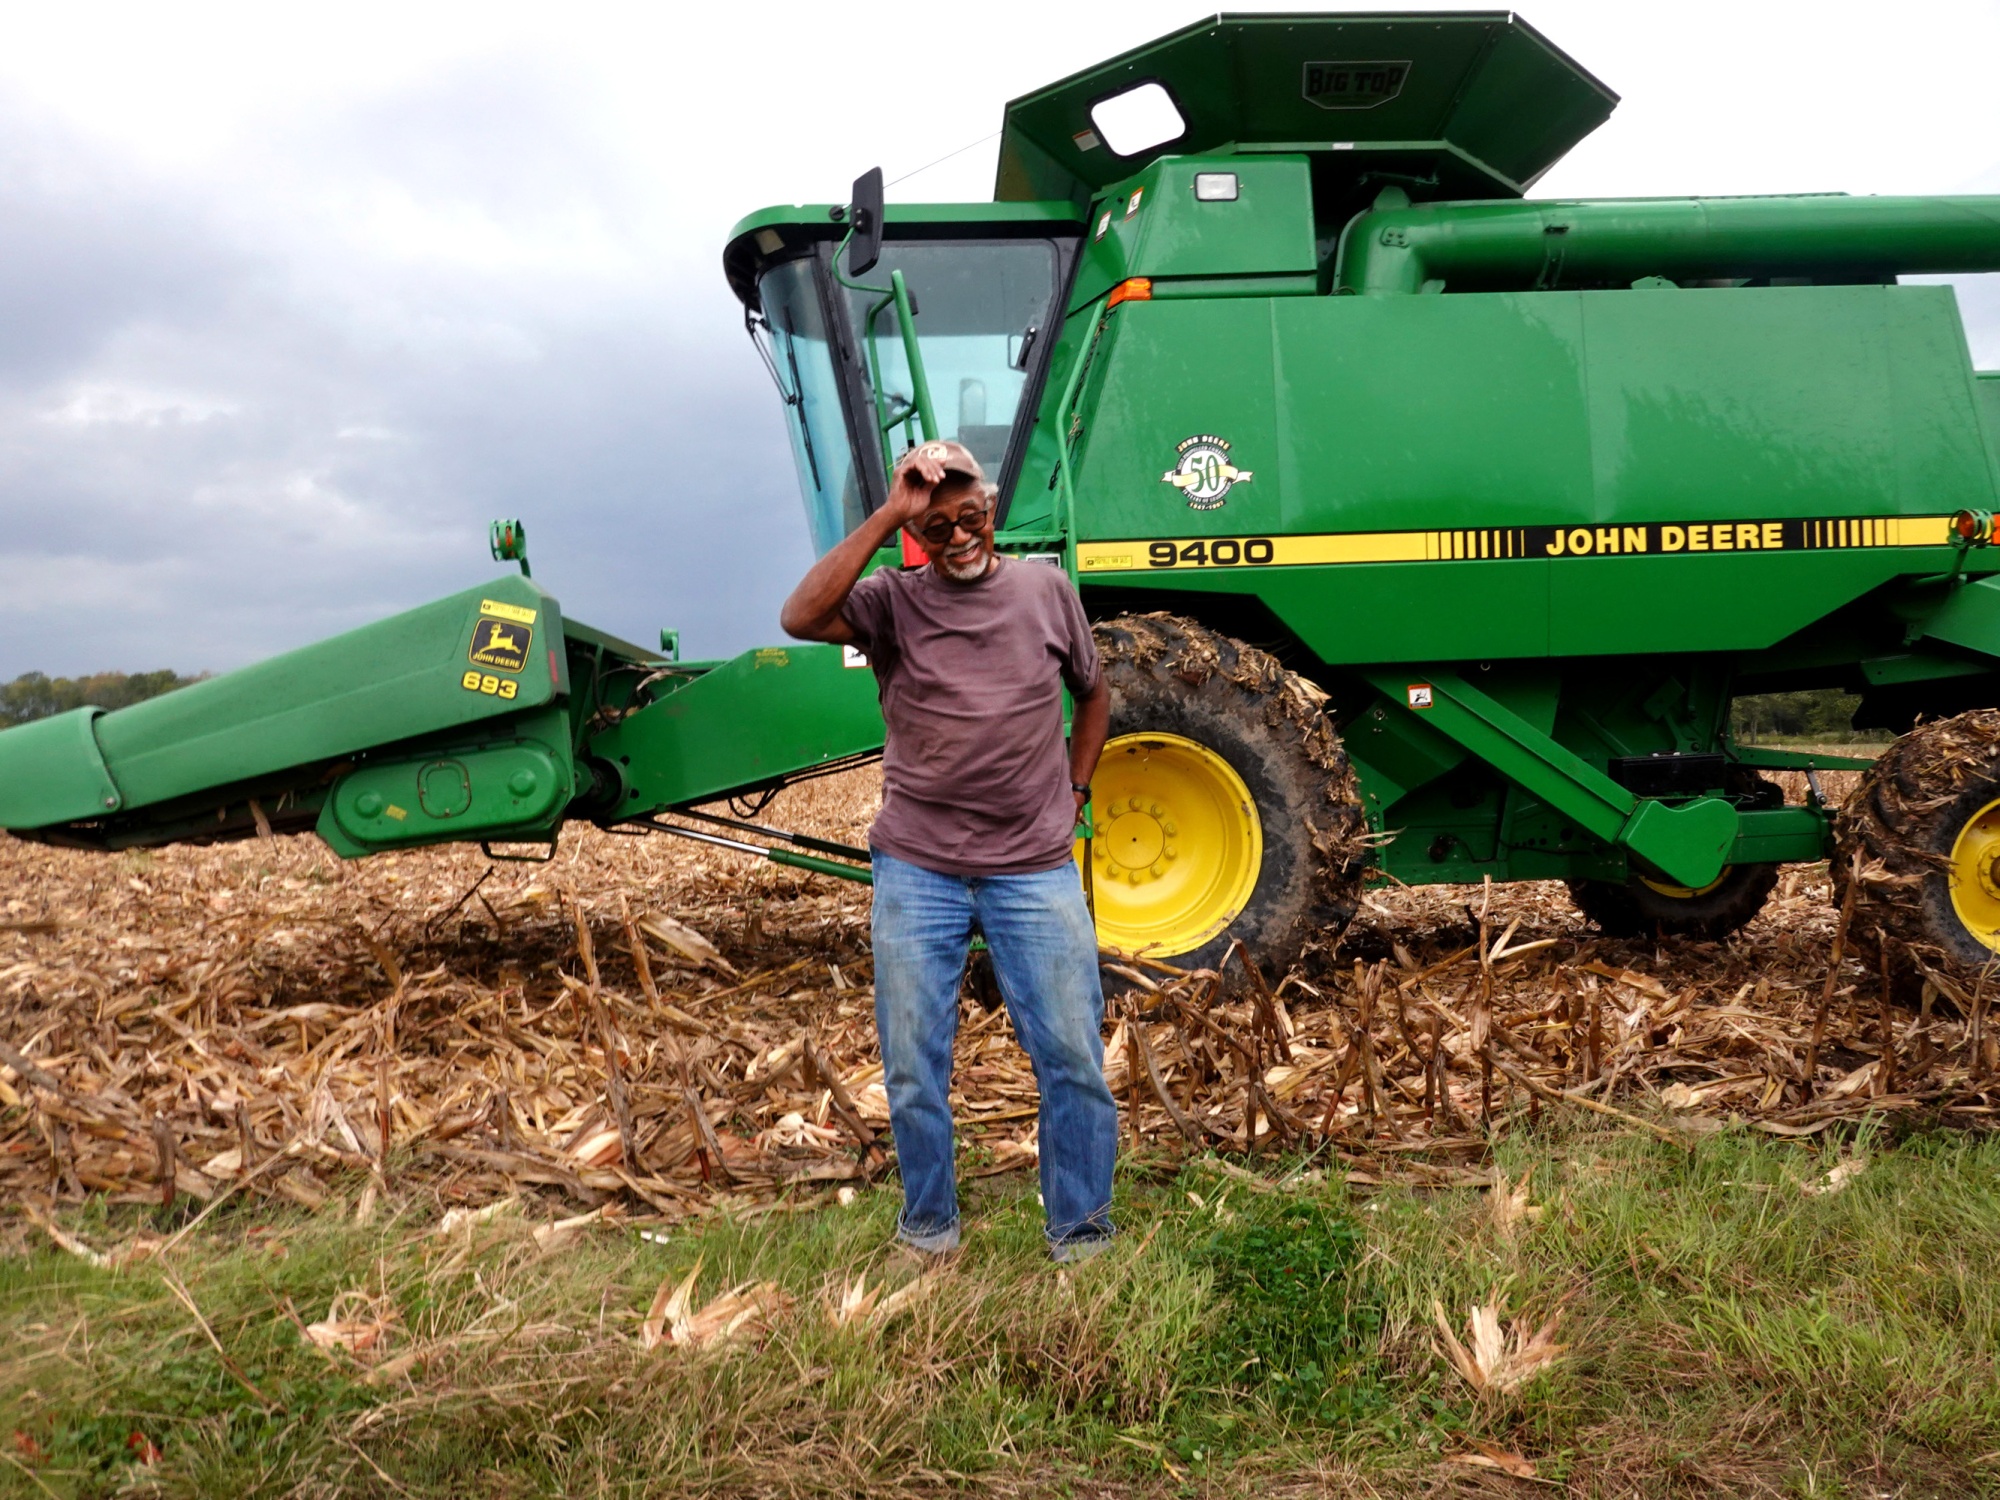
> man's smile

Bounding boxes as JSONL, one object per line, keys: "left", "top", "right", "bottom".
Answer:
{"left": 935, "top": 530, "right": 994, "bottom": 580}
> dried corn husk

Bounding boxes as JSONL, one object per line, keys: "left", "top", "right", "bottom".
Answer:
{"left": 1433, "top": 1300, "right": 1565, "bottom": 1396}
{"left": 641, "top": 1256, "right": 792, "bottom": 1351}
{"left": 6, "top": 759, "right": 1993, "bottom": 1219}
{"left": 303, "top": 1290, "right": 397, "bottom": 1358}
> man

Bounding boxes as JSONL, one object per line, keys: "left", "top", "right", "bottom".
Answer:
{"left": 780, "top": 439, "right": 1117, "bottom": 1261}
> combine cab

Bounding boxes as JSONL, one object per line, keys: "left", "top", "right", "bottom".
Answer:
{"left": 10, "top": 12, "right": 2000, "bottom": 990}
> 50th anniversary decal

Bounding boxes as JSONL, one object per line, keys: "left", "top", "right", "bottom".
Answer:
{"left": 1078, "top": 514, "right": 1956, "bottom": 574}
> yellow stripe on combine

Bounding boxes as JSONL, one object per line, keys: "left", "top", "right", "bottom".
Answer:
{"left": 1074, "top": 514, "right": 1957, "bottom": 575}
{"left": 1888, "top": 515, "right": 1954, "bottom": 547}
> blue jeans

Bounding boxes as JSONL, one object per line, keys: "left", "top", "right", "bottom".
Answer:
{"left": 870, "top": 850, "right": 1117, "bottom": 1252}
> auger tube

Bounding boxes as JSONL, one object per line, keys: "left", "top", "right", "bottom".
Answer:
{"left": 1336, "top": 195, "right": 2000, "bottom": 296}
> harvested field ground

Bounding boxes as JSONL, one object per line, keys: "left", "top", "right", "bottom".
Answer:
{"left": 10, "top": 760, "right": 2000, "bottom": 1496}
{"left": 0, "top": 762, "right": 1983, "bottom": 1217}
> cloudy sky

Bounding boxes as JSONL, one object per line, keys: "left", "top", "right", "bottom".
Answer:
{"left": 3, "top": 0, "right": 1998, "bottom": 677}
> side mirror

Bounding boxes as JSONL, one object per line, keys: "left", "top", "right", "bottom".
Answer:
{"left": 846, "top": 166, "right": 884, "bottom": 277}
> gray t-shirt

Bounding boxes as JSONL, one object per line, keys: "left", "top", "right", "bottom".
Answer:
{"left": 842, "top": 557, "right": 1101, "bottom": 877}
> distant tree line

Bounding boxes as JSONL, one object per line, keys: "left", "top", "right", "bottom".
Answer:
{"left": 0, "top": 670, "right": 203, "bottom": 728}
{"left": 1732, "top": 688, "right": 1881, "bottom": 743}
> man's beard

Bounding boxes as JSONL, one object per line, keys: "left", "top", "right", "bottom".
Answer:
{"left": 936, "top": 543, "right": 994, "bottom": 581}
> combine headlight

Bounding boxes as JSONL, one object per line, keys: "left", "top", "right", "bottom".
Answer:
{"left": 1193, "top": 172, "right": 1239, "bottom": 202}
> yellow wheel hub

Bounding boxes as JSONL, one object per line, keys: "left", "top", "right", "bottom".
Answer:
{"left": 1077, "top": 732, "right": 1261, "bottom": 958}
{"left": 1947, "top": 795, "right": 2000, "bottom": 953}
{"left": 1638, "top": 870, "right": 1731, "bottom": 901}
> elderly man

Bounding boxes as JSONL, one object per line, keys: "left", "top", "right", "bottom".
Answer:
{"left": 780, "top": 439, "right": 1116, "bottom": 1261}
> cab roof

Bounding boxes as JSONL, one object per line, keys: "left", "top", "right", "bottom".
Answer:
{"left": 722, "top": 12, "right": 1616, "bottom": 307}
{"left": 723, "top": 202, "right": 1082, "bottom": 312}
{"left": 996, "top": 11, "right": 1616, "bottom": 207}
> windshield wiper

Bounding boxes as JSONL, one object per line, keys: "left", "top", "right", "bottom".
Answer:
{"left": 745, "top": 306, "right": 820, "bottom": 490}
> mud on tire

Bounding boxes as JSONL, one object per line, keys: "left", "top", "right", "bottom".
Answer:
{"left": 1092, "top": 613, "right": 1369, "bottom": 973}
{"left": 1833, "top": 708, "right": 2000, "bottom": 994}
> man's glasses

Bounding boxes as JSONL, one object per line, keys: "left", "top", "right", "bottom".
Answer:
{"left": 915, "top": 506, "right": 993, "bottom": 546}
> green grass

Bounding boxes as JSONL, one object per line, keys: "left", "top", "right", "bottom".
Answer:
{"left": 6, "top": 1123, "right": 2000, "bottom": 1496}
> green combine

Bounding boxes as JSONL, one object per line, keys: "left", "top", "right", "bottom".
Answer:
{"left": 10, "top": 12, "right": 2000, "bottom": 990}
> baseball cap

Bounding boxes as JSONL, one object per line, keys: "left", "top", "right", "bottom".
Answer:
{"left": 900, "top": 438, "right": 986, "bottom": 485}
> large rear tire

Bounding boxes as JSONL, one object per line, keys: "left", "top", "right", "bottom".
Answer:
{"left": 1085, "top": 614, "right": 1368, "bottom": 973}
{"left": 1833, "top": 709, "right": 2000, "bottom": 994}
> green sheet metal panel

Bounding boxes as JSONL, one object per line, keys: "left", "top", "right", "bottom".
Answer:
{"left": 1977, "top": 372, "right": 2000, "bottom": 462}
{"left": 1576, "top": 286, "right": 1990, "bottom": 520}
{"left": 1071, "top": 291, "right": 1595, "bottom": 538}
{"left": 1914, "top": 576, "right": 2000, "bottom": 660}
{"left": 1073, "top": 298, "right": 1283, "bottom": 532}
{"left": 1082, "top": 562, "right": 1554, "bottom": 662}
{"left": 0, "top": 708, "right": 123, "bottom": 828}
{"left": 317, "top": 710, "right": 574, "bottom": 856}
{"left": 1070, "top": 156, "right": 1317, "bottom": 312}
{"left": 1271, "top": 291, "right": 1597, "bottom": 533}
{"left": 1069, "top": 286, "right": 1985, "bottom": 662}
{"left": 591, "top": 642, "right": 885, "bottom": 814}
{"left": 1547, "top": 284, "right": 1988, "bottom": 654}
{"left": 88, "top": 575, "right": 563, "bottom": 813}
{"left": 1071, "top": 291, "right": 1589, "bottom": 660}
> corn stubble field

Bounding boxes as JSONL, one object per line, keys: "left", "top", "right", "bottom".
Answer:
{"left": 7, "top": 764, "right": 2000, "bottom": 1497}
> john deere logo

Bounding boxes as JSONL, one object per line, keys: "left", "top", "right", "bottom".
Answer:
{"left": 1162, "top": 434, "right": 1252, "bottom": 511}
{"left": 1302, "top": 60, "right": 1409, "bottom": 110}
{"left": 468, "top": 617, "right": 531, "bottom": 673}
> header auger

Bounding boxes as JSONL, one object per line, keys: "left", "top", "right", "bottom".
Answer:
{"left": 9, "top": 11, "right": 2000, "bottom": 990}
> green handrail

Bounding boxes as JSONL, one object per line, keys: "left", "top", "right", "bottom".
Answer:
{"left": 889, "top": 270, "right": 937, "bottom": 446}
{"left": 1050, "top": 298, "right": 1112, "bottom": 586}
{"left": 832, "top": 227, "right": 941, "bottom": 475}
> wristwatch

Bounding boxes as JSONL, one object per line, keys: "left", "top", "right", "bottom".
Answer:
{"left": 1071, "top": 782, "right": 1092, "bottom": 797}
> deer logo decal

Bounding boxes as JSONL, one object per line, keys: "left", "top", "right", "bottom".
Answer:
{"left": 468, "top": 616, "right": 533, "bottom": 673}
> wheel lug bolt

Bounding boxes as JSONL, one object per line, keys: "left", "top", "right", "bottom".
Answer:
{"left": 1162, "top": 821, "right": 1178, "bottom": 836}
{"left": 1164, "top": 845, "right": 1177, "bottom": 859}
{"left": 1150, "top": 861, "right": 1166, "bottom": 878}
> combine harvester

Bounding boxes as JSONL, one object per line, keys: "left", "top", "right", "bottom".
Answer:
{"left": 9, "top": 12, "right": 2000, "bottom": 988}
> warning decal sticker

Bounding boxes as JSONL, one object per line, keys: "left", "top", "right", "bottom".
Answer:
{"left": 478, "top": 598, "right": 537, "bottom": 625}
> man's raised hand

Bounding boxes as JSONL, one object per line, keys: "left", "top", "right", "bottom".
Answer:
{"left": 885, "top": 446, "right": 948, "bottom": 527}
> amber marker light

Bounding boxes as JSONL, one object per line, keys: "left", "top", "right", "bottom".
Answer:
{"left": 1106, "top": 277, "right": 1153, "bottom": 308}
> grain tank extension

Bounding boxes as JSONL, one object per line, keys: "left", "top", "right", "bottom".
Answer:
{"left": 8, "top": 12, "right": 2000, "bottom": 988}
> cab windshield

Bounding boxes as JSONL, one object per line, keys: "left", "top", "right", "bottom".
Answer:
{"left": 756, "top": 236, "right": 1070, "bottom": 556}
{"left": 756, "top": 257, "right": 861, "bottom": 557}
{"left": 840, "top": 241, "right": 1060, "bottom": 482}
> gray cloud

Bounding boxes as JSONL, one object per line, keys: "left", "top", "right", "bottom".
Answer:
{"left": 3, "top": 7, "right": 1999, "bottom": 683}
{"left": 0, "top": 62, "right": 812, "bottom": 677}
